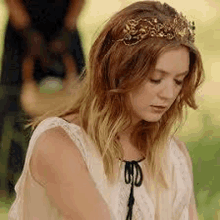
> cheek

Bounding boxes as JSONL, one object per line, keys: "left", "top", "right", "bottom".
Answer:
{"left": 130, "top": 86, "right": 154, "bottom": 106}
{"left": 175, "top": 87, "right": 182, "bottom": 97}
{"left": 171, "top": 87, "right": 182, "bottom": 105}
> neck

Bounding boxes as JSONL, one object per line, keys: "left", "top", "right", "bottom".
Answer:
{"left": 117, "top": 118, "right": 141, "bottom": 140}
{"left": 117, "top": 124, "right": 146, "bottom": 161}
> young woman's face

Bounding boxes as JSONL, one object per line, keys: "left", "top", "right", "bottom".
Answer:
{"left": 128, "top": 46, "right": 190, "bottom": 123}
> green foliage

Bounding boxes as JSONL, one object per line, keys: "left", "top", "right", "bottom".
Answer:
{"left": 186, "top": 113, "right": 220, "bottom": 219}
{"left": 0, "top": 195, "right": 15, "bottom": 219}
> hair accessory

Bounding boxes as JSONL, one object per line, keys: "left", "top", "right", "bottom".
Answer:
{"left": 118, "top": 13, "right": 195, "bottom": 46}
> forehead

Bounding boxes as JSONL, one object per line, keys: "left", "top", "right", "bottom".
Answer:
{"left": 155, "top": 47, "right": 190, "bottom": 74}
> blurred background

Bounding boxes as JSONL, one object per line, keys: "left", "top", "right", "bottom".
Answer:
{"left": 0, "top": 0, "right": 219, "bottom": 219}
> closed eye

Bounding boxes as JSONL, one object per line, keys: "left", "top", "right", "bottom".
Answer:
{"left": 150, "top": 78, "right": 184, "bottom": 86}
{"left": 150, "top": 79, "right": 161, "bottom": 84}
{"left": 175, "top": 79, "right": 183, "bottom": 86}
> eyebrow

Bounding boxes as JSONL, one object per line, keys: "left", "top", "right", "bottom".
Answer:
{"left": 155, "top": 69, "right": 189, "bottom": 77}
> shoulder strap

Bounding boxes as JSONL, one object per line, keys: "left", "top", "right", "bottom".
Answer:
{"left": 25, "top": 117, "right": 88, "bottom": 174}
{"left": 172, "top": 136, "right": 193, "bottom": 177}
{"left": 172, "top": 136, "right": 198, "bottom": 208}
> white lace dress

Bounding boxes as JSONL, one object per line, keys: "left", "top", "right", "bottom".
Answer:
{"left": 8, "top": 117, "right": 194, "bottom": 220}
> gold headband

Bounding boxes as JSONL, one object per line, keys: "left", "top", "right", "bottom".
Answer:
{"left": 118, "top": 13, "right": 195, "bottom": 46}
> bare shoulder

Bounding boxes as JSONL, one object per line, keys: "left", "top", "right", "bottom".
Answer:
{"left": 30, "top": 126, "right": 87, "bottom": 186}
{"left": 30, "top": 126, "right": 112, "bottom": 219}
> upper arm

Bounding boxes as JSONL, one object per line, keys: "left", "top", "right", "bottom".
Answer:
{"left": 30, "top": 127, "right": 112, "bottom": 220}
{"left": 64, "top": 0, "right": 85, "bottom": 30}
{"left": 173, "top": 136, "right": 198, "bottom": 220}
{"left": 5, "top": 0, "right": 31, "bottom": 30}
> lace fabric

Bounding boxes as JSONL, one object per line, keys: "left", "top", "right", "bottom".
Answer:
{"left": 8, "top": 117, "right": 193, "bottom": 220}
{"left": 117, "top": 161, "right": 154, "bottom": 220}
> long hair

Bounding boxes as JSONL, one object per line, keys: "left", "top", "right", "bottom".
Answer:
{"left": 31, "top": 0, "right": 204, "bottom": 202}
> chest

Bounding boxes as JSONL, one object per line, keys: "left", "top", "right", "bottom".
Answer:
{"left": 118, "top": 138, "right": 146, "bottom": 161}
{"left": 88, "top": 151, "right": 191, "bottom": 220}
{"left": 82, "top": 131, "right": 191, "bottom": 219}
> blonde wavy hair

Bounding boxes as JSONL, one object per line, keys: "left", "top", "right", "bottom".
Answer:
{"left": 30, "top": 0, "right": 204, "bottom": 197}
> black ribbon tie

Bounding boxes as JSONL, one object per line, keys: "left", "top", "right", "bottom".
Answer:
{"left": 124, "top": 160, "right": 143, "bottom": 220}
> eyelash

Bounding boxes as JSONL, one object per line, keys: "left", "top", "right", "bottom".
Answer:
{"left": 150, "top": 79, "right": 161, "bottom": 84}
{"left": 175, "top": 80, "right": 183, "bottom": 86}
{"left": 150, "top": 79, "right": 183, "bottom": 86}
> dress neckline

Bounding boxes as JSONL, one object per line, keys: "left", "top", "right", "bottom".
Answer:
{"left": 119, "top": 157, "right": 146, "bottom": 163}
{"left": 60, "top": 117, "right": 146, "bottom": 164}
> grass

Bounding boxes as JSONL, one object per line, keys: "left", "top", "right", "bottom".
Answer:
{"left": 0, "top": 195, "right": 14, "bottom": 220}
{"left": 186, "top": 119, "right": 220, "bottom": 219}
{"left": 0, "top": 213, "right": 7, "bottom": 220}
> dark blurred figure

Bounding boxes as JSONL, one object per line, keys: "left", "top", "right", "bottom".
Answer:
{"left": 0, "top": 0, "right": 85, "bottom": 196}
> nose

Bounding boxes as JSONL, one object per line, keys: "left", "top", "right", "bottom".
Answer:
{"left": 159, "top": 82, "right": 176, "bottom": 100}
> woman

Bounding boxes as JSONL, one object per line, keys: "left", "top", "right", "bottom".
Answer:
{"left": 8, "top": 1, "right": 204, "bottom": 219}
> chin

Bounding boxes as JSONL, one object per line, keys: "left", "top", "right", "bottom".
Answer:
{"left": 142, "top": 113, "right": 163, "bottom": 123}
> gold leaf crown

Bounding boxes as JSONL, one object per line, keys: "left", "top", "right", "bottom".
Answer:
{"left": 118, "top": 13, "right": 195, "bottom": 46}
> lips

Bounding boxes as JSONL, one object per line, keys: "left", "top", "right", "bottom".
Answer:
{"left": 150, "top": 105, "right": 167, "bottom": 113}
{"left": 151, "top": 105, "right": 167, "bottom": 109}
